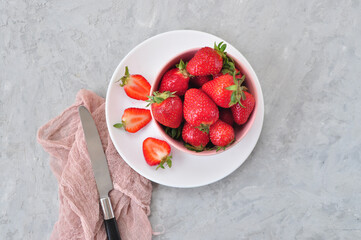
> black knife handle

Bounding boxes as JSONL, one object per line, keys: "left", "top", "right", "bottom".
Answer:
{"left": 104, "top": 217, "right": 121, "bottom": 240}
{"left": 100, "top": 197, "right": 121, "bottom": 240}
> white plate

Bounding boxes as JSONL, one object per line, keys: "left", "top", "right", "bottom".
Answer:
{"left": 105, "top": 30, "right": 264, "bottom": 188}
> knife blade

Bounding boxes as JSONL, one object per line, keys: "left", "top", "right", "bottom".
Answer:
{"left": 78, "top": 106, "right": 121, "bottom": 240}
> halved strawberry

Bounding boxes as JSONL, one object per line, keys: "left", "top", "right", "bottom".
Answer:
{"left": 113, "top": 108, "right": 151, "bottom": 133}
{"left": 117, "top": 66, "right": 151, "bottom": 100}
{"left": 143, "top": 137, "right": 172, "bottom": 170}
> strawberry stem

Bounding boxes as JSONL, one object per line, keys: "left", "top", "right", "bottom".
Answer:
{"left": 176, "top": 59, "right": 190, "bottom": 78}
{"left": 118, "top": 66, "right": 131, "bottom": 87}
{"left": 165, "top": 126, "right": 182, "bottom": 140}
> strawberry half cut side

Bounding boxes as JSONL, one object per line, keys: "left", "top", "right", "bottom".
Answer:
{"left": 143, "top": 137, "right": 172, "bottom": 170}
{"left": 117, "top": 66, "right": 151, "bottom": 101}
{"left": 113, "top": 108, "right": 152, "bottom": 133}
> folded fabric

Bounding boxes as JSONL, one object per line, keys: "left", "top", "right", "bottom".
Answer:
{"left": 37, "top": 89, "right": 152, "bottom": 240}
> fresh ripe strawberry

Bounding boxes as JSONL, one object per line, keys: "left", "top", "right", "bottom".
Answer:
{"left": 202, "top": 74, "right": 234, "bottom": 108}
{"left": 202, "top": 74, "right": 248, "bottom": 108}
{"left": 118, "top": 66, "right": 151, "bottom": 100}
{"left": 143, "top": 137, "right": 172, "bottom": 170}
{"left": 182, "top": 122, "right": 209, "bottom": 151}
{"left": 113, "top": 108, "right": 151, "bottom": 133}
{"left": 183, "top": 88, "right": 219, "bottom": 132}
{"left": 209, "top": 119, "right": 235, "bottom": 148}
{"left": 190, "top": 75, "right": 212, "bottom": 88}
{"left": 219, "top": 108, "right": 234, "bottom": 126}
{"left": 231, "top": 91, "right": 255, "bottom": 125}
{"left": 159, "top": 60, "right": 190, "bottom": 96}
{"left": 147, "top": 91, "right": 183, "bottom": 128}
{"left": 186, "top": 42, "right": 227, "bottom": 76}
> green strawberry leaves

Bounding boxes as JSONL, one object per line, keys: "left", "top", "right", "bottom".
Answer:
{"left": 225, "top": 85, "right": 238, "bottom": 91}
{"left": 113, "top": 122, "right": 125, "bottom": 129}
{"left": 214, "top": 41, "right": 229, "bottom": 64}
{"left": 215, "top": 139, "right": 235, "bottom": 152}
{"left": 214, "top": 42, "right": 227, "bottom": 54}
{"left": 213, "top": 42, "right": 237, "bottom": 75}
{"left": 184, "top": 143, "right": 205, "bottom": 152}
{"left": 146, "top": 91, "right": 176, "bottom": 106}
{"left": 222, "top": 56, "right": 236, "bottom": 75}
{"left": 196, "top": 123, "right": 210, "bottom": 134}
{"left": 165, "top": 126, "right": 182, "bottom": 140}
{"left": 176, "top": 59, "right": 190, "bottom": 78}
{"left": 176, "top": 59, "right": 187, "bottom": 71}
{"left": 156, "top": 155, "right": 172, "bottom": 170}
{"left": 216, "top": 146, "right": 226, "bottom": 152}
{"left": 226, "top": 73, "right": 248, "bottom": 108}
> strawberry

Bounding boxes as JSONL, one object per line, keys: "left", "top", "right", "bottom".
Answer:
{"left": 113, "top": 108, "right": 151, "bottom": 133}
{"left": 159, "top": 60, "right": 190, "bottom": 96}
{"left": 147, "top": 91, "right": 183, "bottom": 128}
{"left": 202, "top": 74, "right": 248, "bottom": 108}
{"left": 186, "top": 42, "right": 227, "bottom": 76}
{"left": 202, "top": 74, "right": 234, "bottom": 108}
{"left": 118, "top": 66, "right": 151, "bottom": 100}
{"left": 189, "top": 75, "right": 212, "bottom": 88}
{"left": 231, "top": 91, "right": 255, "bottom": 125}
{"left": 183, "top": 88, "right": 219, "bottom": 132}
{"left": 209, "top": 119, "right": 235, "bottom": 148}
{"left": 182, "top": 122, "right": 209, "bottom": 151}
{"left": 219, "top": 108, "right": 234, "bottom": 126}
{"left": 143, "top": 137, "right": 172, "bottom": 170}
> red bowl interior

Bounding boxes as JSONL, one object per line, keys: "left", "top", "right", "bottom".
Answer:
{"left": 150, "top": 49, "right": 258, "bottom": 156}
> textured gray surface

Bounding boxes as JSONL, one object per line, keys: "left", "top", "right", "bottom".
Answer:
{"left": 1, "top": 0, "right": 361, "bottom": 239}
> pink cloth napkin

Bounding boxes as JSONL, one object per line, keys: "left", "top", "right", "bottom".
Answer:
{"left": 37, "top": 89, "right": 153, "bottom": 240}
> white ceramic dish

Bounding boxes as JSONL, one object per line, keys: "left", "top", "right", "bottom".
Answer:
{"left": 105, "top": 30, "right": 264, "bottom": 188}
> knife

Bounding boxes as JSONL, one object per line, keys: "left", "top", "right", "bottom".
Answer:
{"left": 78, "top": 106, "right": 121, "bottom": 240}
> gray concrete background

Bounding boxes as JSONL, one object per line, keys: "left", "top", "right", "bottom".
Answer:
{"left": 1, "top": 0, "right": 361, "bottom": 239}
